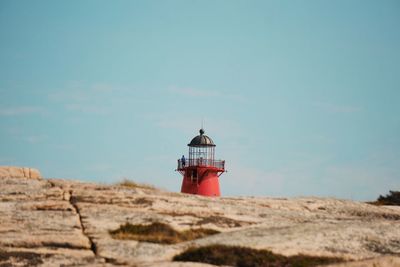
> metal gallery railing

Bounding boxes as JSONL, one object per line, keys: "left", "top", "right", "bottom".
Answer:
{"left": 177, "top": 158, "right": 225, "bottom": 170}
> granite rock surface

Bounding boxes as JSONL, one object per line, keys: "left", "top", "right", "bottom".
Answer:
{"left": 1, "top": 167, "right": 399, "bottom": 266}
{"left": 0, "top": 166, "right": 41, "bottom": 179}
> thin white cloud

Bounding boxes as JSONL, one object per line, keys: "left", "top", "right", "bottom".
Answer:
{"left": 168, "top": 85, "right": 247, "bottom": 102}
{"left": 51, "top": 144, "right": 74, "bottom": 151}
{"left": 150, "top": 112, "right": 245, "bottom": 140}
{"left": 313, "top": 101, "right": 362, "bottom": 113}
{"left": 153, "top": 116, "right": 198, "bottom": 134}
{"left": 168, "top": 86, "right": 220, "bottom": 97}
{"left": 1, "top": 125, "right": 48, "bottom": 144}
{"left": 24, "top": 134, "right": 48, "bottom": 144}
{"left": 91, "top": 83, "right": 122, "bottom": 93}
{"left": 86, "top": 163, "right": 114, "bottom": 173}
{"left": 0, "top": 106, "right": 45, "bottom": 116}
{"left": 65, "top": 103, "right": 109, "bottom": 114}
{"left": 49, "top": 81, "right": 137, "bottom": 114}
{"left": 49, "top": 83, "right": 125, "bottom": 101}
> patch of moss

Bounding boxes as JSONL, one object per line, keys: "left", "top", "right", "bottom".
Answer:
{"left": 173, "top": 245, "right": 345, "bottom": 267}
{"left": 110, "top": 222, "right": 219, "bottom": 244}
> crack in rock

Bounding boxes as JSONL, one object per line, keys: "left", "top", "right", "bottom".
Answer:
{"left": 69, "top": 190, "right": 97, "bottom": 255}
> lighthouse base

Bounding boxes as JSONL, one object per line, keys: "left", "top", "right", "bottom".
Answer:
{"left": 180, "top": 168, "right": 221, "bottom": 197}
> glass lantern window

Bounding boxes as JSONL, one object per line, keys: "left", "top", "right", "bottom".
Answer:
{"left": 189, "top": 146, "right": 215, "bottom": 161}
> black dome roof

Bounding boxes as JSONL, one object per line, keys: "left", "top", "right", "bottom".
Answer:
{"left": 188, "top": 129, "right": 216, "bottom": 147}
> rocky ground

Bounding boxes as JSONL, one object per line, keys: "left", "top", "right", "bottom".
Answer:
{"left": 1, "top": 166, "right": 400, "bottom": 266}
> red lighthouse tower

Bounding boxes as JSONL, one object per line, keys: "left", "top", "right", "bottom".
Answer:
{"left": 177, "top": 129, "right": 225, "bottom": 197}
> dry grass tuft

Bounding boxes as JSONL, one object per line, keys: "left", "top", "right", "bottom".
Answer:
{"left": 131, "top": 197, "right": 153, "bottom": 206}
{"left": 110, "top": 222, "right": 219, "bottom": 244}
{"left": 196, "top": 215, "right": 253, "bottom": 228}
{"left": 0, "top": 250, "right": 45, "bottom": 266}
{"left": 117, "top": 179, "right": 157, "bottom": 190}
{"left": 173, "top": 244, "right": 345, "bottom": 267}
{"left": 158, "top": 211, "right": 198, "bottom": 217}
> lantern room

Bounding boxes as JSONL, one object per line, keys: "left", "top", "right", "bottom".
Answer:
{"left": 189, "top": 128, "right": 215, "bottom": 162}
{"left": 177, "top": 128, "right": 225, "bottom": 196}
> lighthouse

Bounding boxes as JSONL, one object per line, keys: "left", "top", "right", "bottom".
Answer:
{"left": 177, "top": 129, "right": 225, "bottom": 197}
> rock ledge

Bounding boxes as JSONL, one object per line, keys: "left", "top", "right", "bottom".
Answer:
{"left": 0, "top": 166, "right": 41, "bottom": 179}
{"left": 0, "top": 167, "right": 399, "bottom": 266}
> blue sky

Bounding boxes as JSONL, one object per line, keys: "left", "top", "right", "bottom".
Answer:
{"left": 0, "top": 1, "right": 399, "bottom": 200}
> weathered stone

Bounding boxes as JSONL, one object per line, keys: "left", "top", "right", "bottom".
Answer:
{"left": 328, "top": 256, "right": 400, "bottom": 267}
{"left": 0, "top": 247, "right": 100, "bottom": 267}
{"left": 1, "top": 171, "right": 400, "bottom": 266}
{"left": 0, "top": 166, "right": 42, "bottom": 179}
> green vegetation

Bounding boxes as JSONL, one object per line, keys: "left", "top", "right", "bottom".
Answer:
{"left": 173, "top": 245, "right": 345, "bottom": 267}
{"left": 371, "top": 191, "right": 400, "bottom": 206}
{"left": 109, "top": 222, "right": 219, "bottom": 244}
